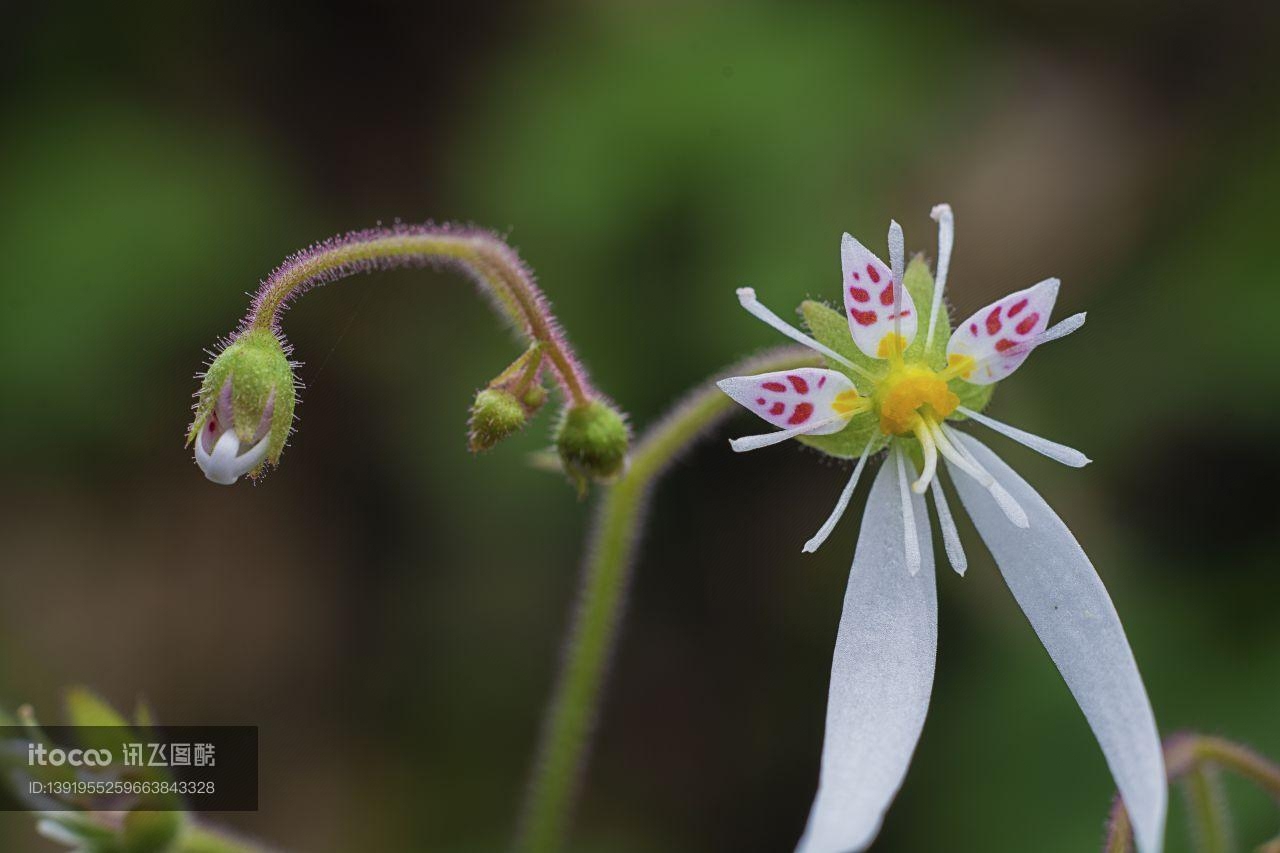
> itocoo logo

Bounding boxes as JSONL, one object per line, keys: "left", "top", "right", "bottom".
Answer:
{"left": 27, "top": 743, "right": 112, "bottom": 767}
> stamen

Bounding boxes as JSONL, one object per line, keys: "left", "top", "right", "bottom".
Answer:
{"left": 802, "top": 433, "right": 878, "bottom": 553}
{"left": 894, "top": 445, "right": 923, "bottom": 576}
{"left": 957, "top": 406, "right": 1091, "bottom": 467}
{"left": 924, "top": 204, "right": 953, "bottom": 351}
{"left": 1008, "top": 309, "right": 1085, "bottom": 355}
{"left": 988, "top": 482, "right": 1030, "bottom": 529}
{"left": 888, "top": 220, "right": 906, "bottom": 355}
{"left": 943, "top": 425, "right": 1030, "bottom": 529}
{"left": 970, "top": 309, "right": 1086, "bottom": 370}
{"left": 929, "top": 476, "right": 967, "bottom": 576}
{"left": 736, "top": 288, "right": 878, "bottom": 381}
{"left": 728, "top": 413, "right": 850, "bottom": 453}
{"left": 910, "top": 419, "right": 939, "bottom": 494}
{"left": 928, "top": 419, "right": 993, "bottom": 487}
{"left": 888, "top": 220, "right": 905, "bottom": 292}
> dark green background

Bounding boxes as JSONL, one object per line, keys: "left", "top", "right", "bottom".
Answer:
{"left": 1, "top": 1, "right": 1277, "bottom": 850}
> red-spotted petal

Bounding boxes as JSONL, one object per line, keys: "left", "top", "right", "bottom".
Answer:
{"left": 717, "top": 368, "right": 856, "bottom": 435}
{"left": 947, "top": 278, "right": 1059, "bottom": 384}
{"left": 841, "top": 233, "right": 918, "bottom": 360}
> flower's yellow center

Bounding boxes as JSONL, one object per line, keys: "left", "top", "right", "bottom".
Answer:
{"left": 874, "top": 364, "right": 960, "bottom": 436}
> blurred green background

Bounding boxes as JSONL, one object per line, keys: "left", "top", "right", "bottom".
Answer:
{"left": 2, "top": 1, "right": 1278, "bottom": 850}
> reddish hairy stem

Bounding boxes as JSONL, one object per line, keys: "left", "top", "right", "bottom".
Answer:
{"left": 243, "top": 224, "right": 596, "bottom": 405}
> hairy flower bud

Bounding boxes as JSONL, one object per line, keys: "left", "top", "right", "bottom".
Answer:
{"left": 469, "top": 388, "right": 528, "bottom": 452}
{"left": 468, "top": 345, "right": 549, "bottom": 452}
{"left": 186, "top": 329, "right": 296, "bottom": 484}
{"left": 555, "top": 400, "right": 629, "bottom": 488}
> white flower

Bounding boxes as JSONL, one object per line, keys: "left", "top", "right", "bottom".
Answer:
{"left": 717, "top": 205, "right": 1166, "bottom": 853}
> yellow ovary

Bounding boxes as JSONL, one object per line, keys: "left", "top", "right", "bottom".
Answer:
{"left": 874, "top": 365, "right": 959, "bottom": 435}
{"left": 876, "top": 332, "right": 909, "bottom": 359}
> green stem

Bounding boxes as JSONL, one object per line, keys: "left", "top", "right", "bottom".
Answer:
{"left": 514, "top": 345, "right": 820, "bottom": 853}
{"left": 1104, "top": 732, "right": 1280, "bottom": 852}
{"left": 1181, "top": 766, "right": 1234, "bottom": 853}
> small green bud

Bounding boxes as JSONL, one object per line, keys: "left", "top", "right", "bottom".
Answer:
{"left": 187, "top": 329, "right": 296, "bottom": 484}
{"left": 469, "top": 388, "right": 529, "bottom": 452}
{"left": 555, "top": 400, "right": 630, "bottom": 488}
{"left": 467, "top": 344, "right": 549, "bottom": 453}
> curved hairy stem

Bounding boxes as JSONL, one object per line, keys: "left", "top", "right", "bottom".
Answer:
{"left": 244, "top": 224, "right": 597, "bottom": 405}
{"left": 1104, "top": 732, "right": 1280, "bottom": 852}
{"left": 514, "top": 345, "right": 820, "bottom": 853}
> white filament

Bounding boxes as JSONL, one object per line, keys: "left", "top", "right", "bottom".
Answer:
{"left": 803, "top": 434, "right": 878, "bottom": 553}
{"left": 911, "top": 421, "right": 939, "bottom": 494}
{"left": 736, "top": 287, "right": 876, "bottom": 380}
{"left": 729, "top": 414, "right": 849, "bottom": 453}
{"left": 957, "top": 407, "right": 1091, "bottom": 467}
{"left": 925, "top": 203, "right": 953, "bottom": 351}
{"left": 895, "top": 445, "right": 923, "bottom": 576}
{"left": 888, "top": 220, "right": 905, "bottom": 293}
{"left": 928, "top": 420, "right": 993, "bottom": 487}
{"left": 888, "top": 220, "right": 906, "bottom": 344}
{"left": 929, "top": 476, "right": 967, "bottom": 576}
{"left": 944, "top": 424, "right": 1029, "bottom": 528}
{"left": 978, "top": 310, "right": 1086, "bottom": 365}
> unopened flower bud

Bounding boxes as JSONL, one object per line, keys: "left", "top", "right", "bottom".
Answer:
{"left": 186, "top": 329, "right": 296, "bottom": 485}
{"left": 469, "top": 388, "right": 528, "bottom": 452}
{"left": 467, "top": 345, "right": 549, "bottom": 452}
{"left": 555, "top": 400, "right": 630, "bottom": 488}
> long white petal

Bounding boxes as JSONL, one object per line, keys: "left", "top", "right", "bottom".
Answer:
{"left": 797, "top": 456, "right": 937, "bottom": 853}
{"left": 957, "top": 407, "right": 1091, "bottom": 467}
{"left": 947, "top": 434, "right": 1166, "bottom": 853}
{"left": 803, "top": 434, "right": 878, "bottom": 554}
{"left": 929, "top": 476, "right": 967, "bottom": 576}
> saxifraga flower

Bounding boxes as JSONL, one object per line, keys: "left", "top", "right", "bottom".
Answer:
{"left": 717, "top": 205, "right": 1166, "bottom": 853}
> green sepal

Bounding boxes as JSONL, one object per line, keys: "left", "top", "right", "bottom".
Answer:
{"left": 187, "top": 329, "right": 297, "bottom": 471}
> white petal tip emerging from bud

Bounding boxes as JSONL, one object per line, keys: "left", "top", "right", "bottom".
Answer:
{"left": 194, "top": 429, "right": 271, "bottom": 485}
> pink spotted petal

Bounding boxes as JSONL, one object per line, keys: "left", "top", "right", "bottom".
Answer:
{"left": 947, "top": 278, "right": 1059, "bottom": 384}
{"left": 841, "top": 232, "right": 918, "bottom": 360}
{"left": 717, "top": 368, "right": 856, "bottom": 435}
